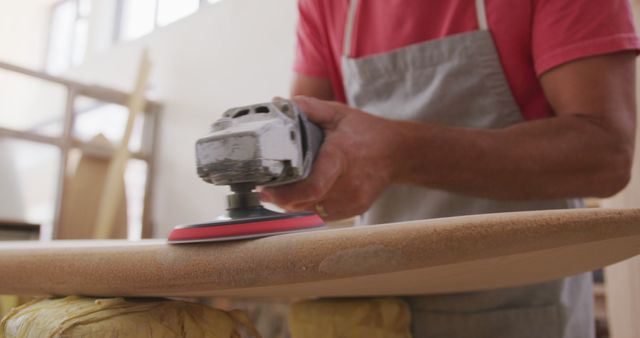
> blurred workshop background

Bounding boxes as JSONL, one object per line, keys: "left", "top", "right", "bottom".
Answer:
{"left": 0, "top": 1, "right": 639, "bottom": 337}
{"left": 0, "top": 0, "right": 300, "bottom": 241}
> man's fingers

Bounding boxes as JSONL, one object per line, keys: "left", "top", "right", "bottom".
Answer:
{"left": 293, "top": 96, "right": 347, "bottom": 130}
{"left": 262, "top": 148, "right": 342, "bottom": 206}
{"left": 261, "top": 145, "right": 344, "bottom": 208}
{"left": 286, "top": 191, "right": 359, "bottom": 222}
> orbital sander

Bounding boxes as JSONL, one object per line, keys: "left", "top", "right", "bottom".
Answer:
{"left": 168, "top": 99, "right": 326, "bottom": 243}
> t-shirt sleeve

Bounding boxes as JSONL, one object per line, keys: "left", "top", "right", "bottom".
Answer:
{"left": 532, "top": 0, "right": 640, "bottom": 75}
{"left": 293, "top": 0, "right": 330, "bottom": 77}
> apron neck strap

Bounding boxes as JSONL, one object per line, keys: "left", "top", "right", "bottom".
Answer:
{"left": 475, "top": 0, "right": 488, "bottom": 31}
{"left": 342, "top": 0, "right": 489, "bottom": 58}
{"left": 343, "top": 0, "right": 359, "bottom": 58}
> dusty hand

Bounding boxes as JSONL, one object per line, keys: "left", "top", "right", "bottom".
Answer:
{"left": 260, "top": 96, "right": 400, "bottom": 221}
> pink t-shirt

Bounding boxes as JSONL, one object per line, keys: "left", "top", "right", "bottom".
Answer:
{"left": 294, "top": 0, "right": 640, "bottom": 120}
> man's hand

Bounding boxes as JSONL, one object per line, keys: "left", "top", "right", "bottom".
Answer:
{"left": 260, "top": 96, "right": 400, "bottom": 221}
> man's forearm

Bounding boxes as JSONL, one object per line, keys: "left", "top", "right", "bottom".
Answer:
{"left": 391, "top": 114, "right": 633, "bottom": 200}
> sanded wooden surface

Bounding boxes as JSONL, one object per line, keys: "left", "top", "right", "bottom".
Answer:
{"left": 0, "top": 208, "right": 638, "bottom": 298}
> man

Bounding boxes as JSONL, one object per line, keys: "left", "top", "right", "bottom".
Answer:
{"left": 261, "top": 0, "right": 639, "bottom": 337}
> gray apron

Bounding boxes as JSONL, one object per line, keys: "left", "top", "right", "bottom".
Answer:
{"left": 340, "top": 0, "right": 594, "bottom": 337}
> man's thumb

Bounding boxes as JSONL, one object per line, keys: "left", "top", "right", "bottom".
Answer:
{"left": 293, "top": 95, "right": 345, "bottom": 129}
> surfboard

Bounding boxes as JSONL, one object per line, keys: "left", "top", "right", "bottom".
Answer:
{"left": 0, "top": 208, "right": 638, "bottom": 298}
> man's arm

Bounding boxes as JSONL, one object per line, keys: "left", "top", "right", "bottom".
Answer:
{"left": 291, "top": 74, "right": 334, "bottom": 100}
{"left": 263, "top": 52, "right": 636, "bottom": 220}
{"left": 393, "top": 51, "right": 636, "bottom": 199}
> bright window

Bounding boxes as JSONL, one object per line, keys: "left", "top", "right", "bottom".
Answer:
{"left": 46, "top": 0, "right": 226, "bottom": 71}
{"left": 117, "top": 0, "right": 202, "bottom": 41}
{"left": 157, "top": 0, "right": 199, "bottom": 27}
{"left": 119, "top": 0, "right": 157, "bottom": 41}
{"left": 46, "top": 0, "right": 91, "bottom": 74}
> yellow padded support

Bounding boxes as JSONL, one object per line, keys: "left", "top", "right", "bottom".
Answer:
{"left": 288, "top": 298, "right": 412, "bottom": 338}
{"left": 1, "top": 296, "right": 261, "bottom": 338}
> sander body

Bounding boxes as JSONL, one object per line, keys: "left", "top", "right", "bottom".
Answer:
{"left": 169, "top": 99, "right": 326, "bottom": 243}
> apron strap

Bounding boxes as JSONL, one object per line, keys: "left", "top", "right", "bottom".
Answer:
{"left": 475, "top": 0, "right": 488, "bottom": 31}
{"left": 343, "top": 0, "right": 489, "bottom": 58}
{"left": 343, "top": 0, "right": 359, "bottom": 58}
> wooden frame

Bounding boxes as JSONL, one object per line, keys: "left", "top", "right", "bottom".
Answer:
{"left": 0, "top": 60, "right": 162, "bottom": 240}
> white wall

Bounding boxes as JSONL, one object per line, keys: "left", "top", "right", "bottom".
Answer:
{"left": 64, "top": 0, "right": 299, "bottom": 237}
{"left": 0, "top": 0, "right": 55, "bottom": 69}
{"left": 0, "top": 141, "right": 24, "bottom": 220}
{"left": 602, "top": 2, "right": 640, "bottom": 337}
{"left": 602, "top": 3, "right": 640, "bottom": 337}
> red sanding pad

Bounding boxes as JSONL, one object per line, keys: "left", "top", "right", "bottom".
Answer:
{"left": 168, "top": 213, "right": 325, "bottom": 243}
